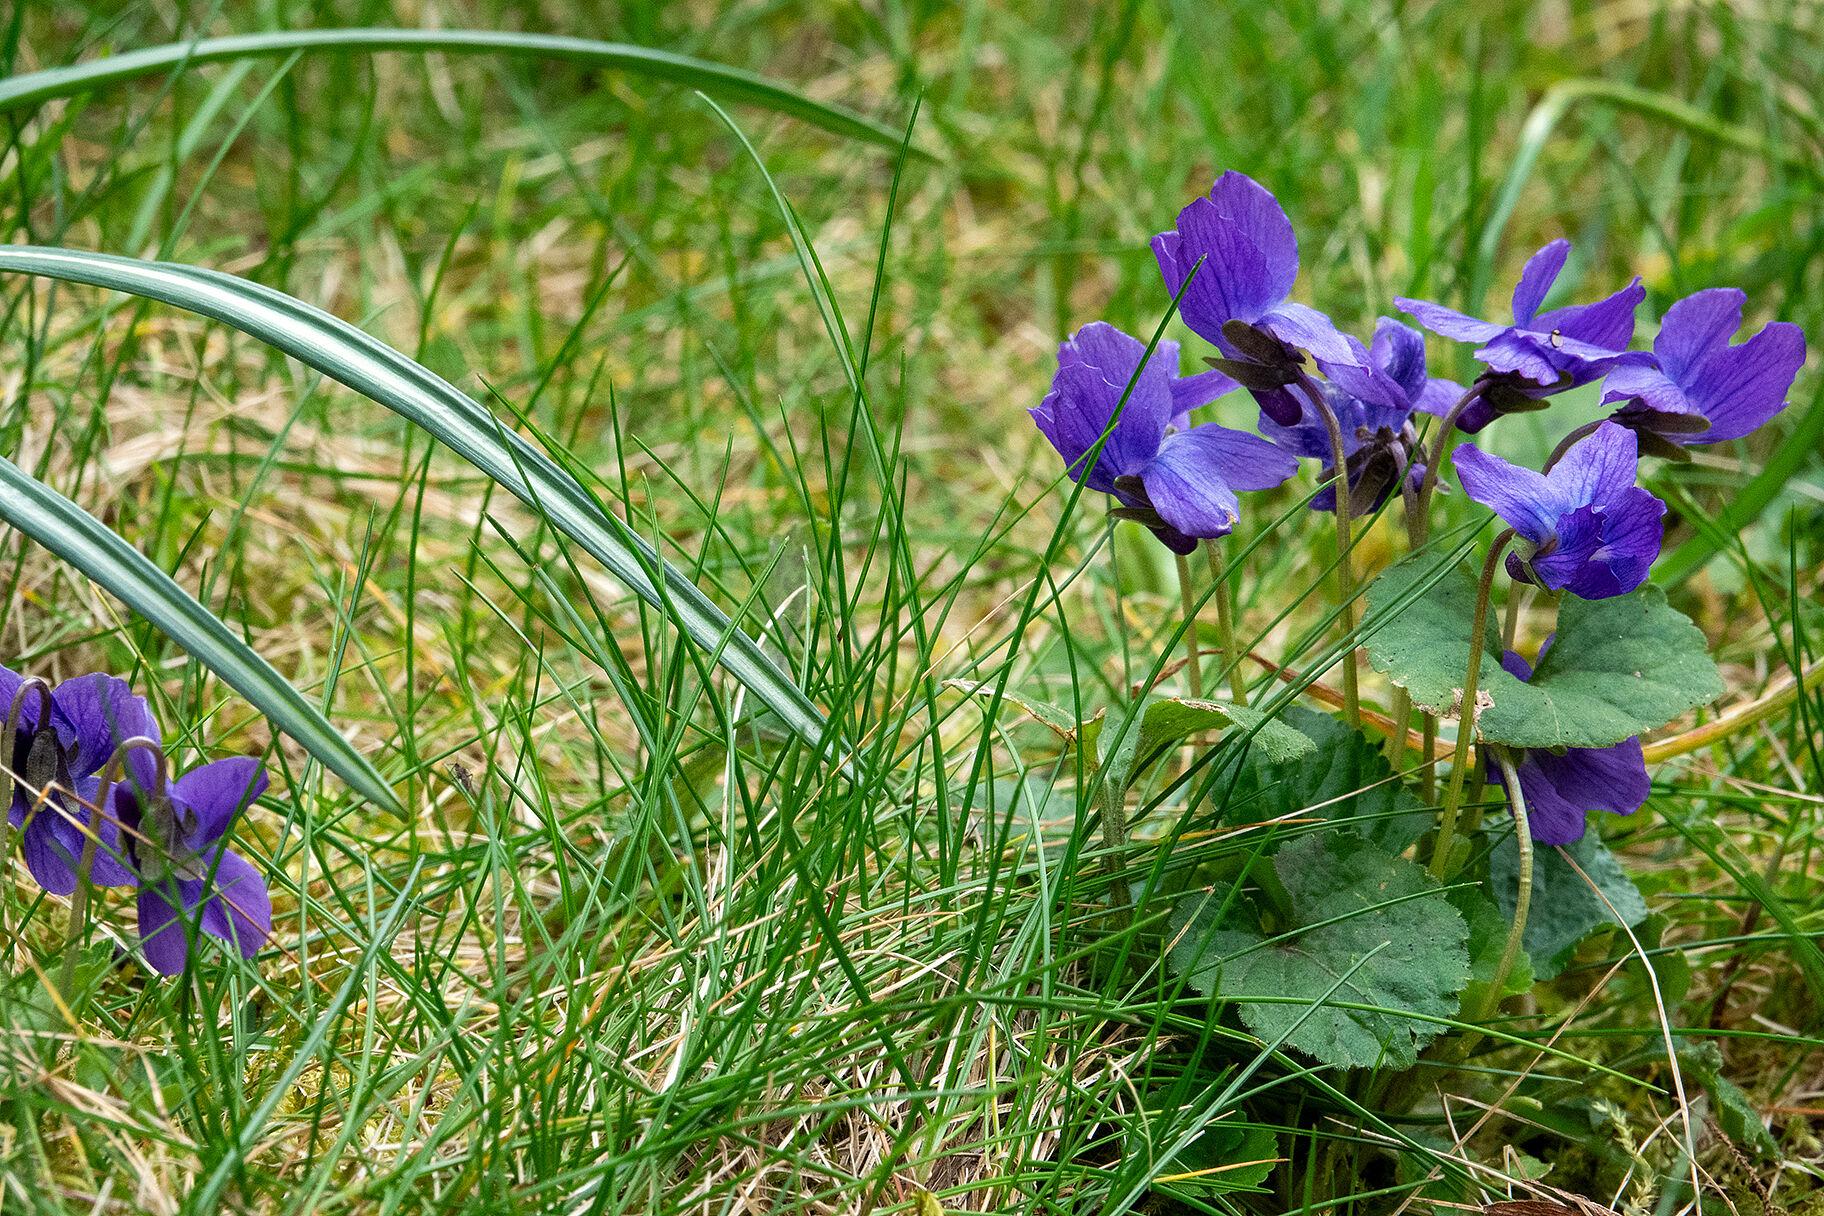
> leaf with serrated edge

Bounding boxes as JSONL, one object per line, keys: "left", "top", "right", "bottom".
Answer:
{"left": 1361, "top": 557, "right": 1495, "bottom": 717}
{"left": 1484, "top": 587, "right": 1725, "bottom": 748}
{"left": 1223, "top": 705, "right": 1430, "bottom": 855}
{"left": 1489, "top": 831, "right": 1647, "bottom": 981}
{"left": 1170, "top": 832, "right": 1470, "bottom": 1069}
{"left": 1363, "top": 555, "right": 1723, "bottom": 750}
{"left": 943, "top": 680, "right": 1083, "bottom": 741}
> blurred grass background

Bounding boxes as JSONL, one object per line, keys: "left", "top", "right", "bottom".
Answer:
{"left": 1, "top": 1, "right": 1821, "bottom": 1213}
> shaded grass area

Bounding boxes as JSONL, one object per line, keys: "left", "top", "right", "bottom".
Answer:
{"left": 0, "top": 1, "right": 1821, "bottom": 1213}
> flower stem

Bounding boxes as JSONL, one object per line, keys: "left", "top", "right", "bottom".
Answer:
{"left": 1420, "top": 715, "right": 1437, "bottom": 803}
{"left": 1457, "top": 748, "right": 1491, "bottom": 838}
{"left": 1478, "top": 749, "right": 1534, "bottom": 1020}
{"left": 1384, "top": 686, "right": 1413, "bottom": 771}
{"left": 1411, "top": 380, "right": 1486, "bottom": 546}
{"left": 1099, "top": 776, "right": 1131, "bottom": 915}
{"left": 1294, "top": 371, "right": 1359, "bottom": 730}
{"left": 1174, "top": 552, "right": 1204, "bottom": 701}
{"left": 57, "top": 736, "right": 161, "bottom": 1004}
{"left": 1541, "top": 419, "right": 1603, "bottom": 474}
{"left": 1203, "top": 538, "right": 1248, "bottom": 705}
{"left": 1502, "top": 581, "right": 1531, "bottom": 652}
{"left": 1430, "top": 528, "right": 1515, "bottom": 880}
{"left": 58, "top": 818, "right": 103, "bottom": 1006}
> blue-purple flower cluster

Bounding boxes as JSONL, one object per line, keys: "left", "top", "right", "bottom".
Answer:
{"left": 1031, "top": 169, "right": 1807, "bottom": 845}
{"left": 1402, "top": 243, "right": 1803, "bottom": 599}
{"left": 2, "top": 663, "right": 270, "bottom": 975}
{"left": 1032, "top": 171, "right": 1804, "bottom": 578}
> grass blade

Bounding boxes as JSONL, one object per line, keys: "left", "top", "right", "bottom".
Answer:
{"left": 0, "top": 455, "right": 400, "bottom": 814}
{"left": 1470, "top": 77, "right": 1821, "bottom": 309}
{"left": 0, "top": 246, "right": 834, "bottom": 757}
{"left": 1655, "top": 387, "right": 1824, "bottom": 586}
{"left": 0, "top": 27, "right": 925, "bottom": 156}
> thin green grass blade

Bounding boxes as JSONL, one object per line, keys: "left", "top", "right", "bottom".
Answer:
{"left": 0, "top": 454, "right": 400, "bottom": 814}
{"left": 1471, "top": 77, "right": 1821, "bottom": 308}
{"left": 0, "top": 246, "right": 833, "bottom": 757}
{"left": 1655, "top": 387, "right": 1824, "bottom": 586}
{"left": 0, "top": 28, "right": 925, "bottom": 156}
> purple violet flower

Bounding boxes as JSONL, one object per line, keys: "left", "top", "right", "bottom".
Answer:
{"left": 2, "top": 667, "right": 154, "bottom": 895}
{"left": 1030, "top": 322, "right": 1298, "bottom": 554}
{"left": 1600, "top": 287, "right": 1806, "bottom": 451}
{"left": 1396, "top": 239, "right": 1644, "bottom": 432}
{"left": 1489, "top": 647, "right": 1650, "bottom": 846}
{"left": 1454, "top": 420, "right": 1665, "bottom": 599}
{"left": 1153, "top": 171, "right": 1398, "bottom": 425}
{"left": 115, "top": 754, "right": 272, "bottom": 975}
{"left": 1259, "top": 318, "right": 1462, "bottom": 515}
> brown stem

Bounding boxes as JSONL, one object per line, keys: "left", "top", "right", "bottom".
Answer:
{"left": 1542, "top": 419, "right": 1603, "bottom": 474}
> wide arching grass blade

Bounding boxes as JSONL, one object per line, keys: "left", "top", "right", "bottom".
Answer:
{"left": 0, "top": 246, "right": 835, "bottom": 764}
{"left": 0, "top": 456, "right": 401, "bottom": 815}
{"left": 0, "top": 27, "right": 923, "bottom": 156}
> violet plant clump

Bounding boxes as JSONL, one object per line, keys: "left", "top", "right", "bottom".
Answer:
{"left": 1, "top": 665, "right": 272, "bottom": 979}
{"left": 1025, "top": 165, "right": 1808, "bottom": 1080}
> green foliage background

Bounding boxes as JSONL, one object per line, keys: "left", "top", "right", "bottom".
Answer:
{"left": 1, "top": 2, "right": 1820, "bottom": 1214}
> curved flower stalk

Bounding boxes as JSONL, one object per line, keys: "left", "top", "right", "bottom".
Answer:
{"left": 1397, "top": 239, "right": 1644, "bottom": 433}
{"left": 1600, "top": 287, "right": 1806, "bottom": 453}
{"left": 1488, "top": 647, "right": 1650, "bottom": 845}
{"left": 114, "top": 754, "right": 272, "bottom": 975}
{"left": 1260, "top": 318, "right": 1462, "bottom": 516}
{"left": 1030, "top": 322, "right": 1298, "bottom": 554}
{"left": 3, "top": 667, "right": 154, "bottom": 894}
{"left": 1153, "top": 171, "right": 1396, "bottom": 425}
{"left": 1454, "top": 421, "right": 1665, "bottom": 599}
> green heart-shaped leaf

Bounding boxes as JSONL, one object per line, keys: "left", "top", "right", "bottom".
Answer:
{"left": 1362, "top": 555, "right": 1724, "bottom": 750}
{"left": 1488, "top": 830, "right": 1647, "bottom": 980}
{"left": 1170, "top": 832, "right": 1470, "bottom": 1069}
